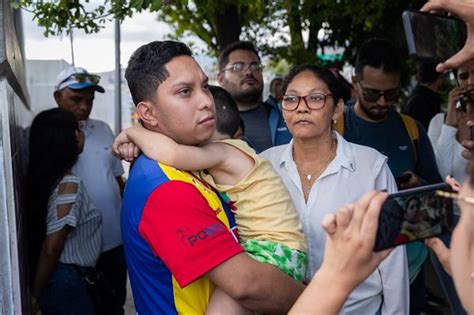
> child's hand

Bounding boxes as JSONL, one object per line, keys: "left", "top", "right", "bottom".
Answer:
{"left": 113, "top": 130, "right": 140, "bottom": 162}
{"left": 116, "top": 142, "right": 140, "bottom": 162}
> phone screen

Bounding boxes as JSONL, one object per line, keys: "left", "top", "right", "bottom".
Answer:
{"left": 402, "top": 10, "right": 467, "bottom": 62}
{"left": 374, "top": 183, "right": 454, "bottom": 251}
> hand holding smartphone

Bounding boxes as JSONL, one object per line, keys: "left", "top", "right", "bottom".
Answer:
{"left": 402, "top": 10, "right": 467, "bottom": 62}
{"left": 374, "top": 183, "right": 454, "bottom": 251}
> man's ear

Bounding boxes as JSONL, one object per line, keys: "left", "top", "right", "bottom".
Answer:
{"left": 217, "top": 71, "right": 225, "bottom": 86}
{"left": 53, "top": 90, "right": 62, "bottom": 106}
{"left": 136, "top": 101, "right": 159, "bottom": 128}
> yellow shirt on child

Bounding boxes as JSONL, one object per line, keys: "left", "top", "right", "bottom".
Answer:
{"left": 200, "top": 139, "right": 307, "bottom": 252}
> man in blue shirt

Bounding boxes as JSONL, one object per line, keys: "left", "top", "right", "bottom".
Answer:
{"left": 342, "top": 38, "right": 443, "bottom": 315}
{"left": 217, "top": 41, "right": 291, "bottom": 153}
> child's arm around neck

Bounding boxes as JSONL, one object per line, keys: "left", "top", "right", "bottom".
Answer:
{"left": 124, "top": 126, "right": 254, "bottom": 184}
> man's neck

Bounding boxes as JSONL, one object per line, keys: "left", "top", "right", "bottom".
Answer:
{"left": 237, "top": 100, "right": 260, "bottom": 112}
{"left": 354, "top": 100, "right": 386, "bottom": 123}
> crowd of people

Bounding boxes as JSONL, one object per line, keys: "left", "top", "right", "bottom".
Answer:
{"left": 25, "top": 0, "right": 473, "bottom": 314}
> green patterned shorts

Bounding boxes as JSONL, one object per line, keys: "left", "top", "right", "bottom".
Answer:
{"left": 242, "top": 239, "right": 308, "bottom": 282}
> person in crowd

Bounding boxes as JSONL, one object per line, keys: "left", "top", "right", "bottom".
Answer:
{"left": 120, "top": 40, "right": 304, "bottom": 314}
{"left": 426, "top": 61, "right": 473, "bottom": 315}
{"left": 428, "top": 60, "right": 474, "bottom": 183}
{"left": 261, "top": 64, "right": 409, "bottom": 314}
{"left": 114, "top": 84, "right": 307, "bottom": 315}
{"left": 53, "top": 66, "right": 127, "bottom": 314}
{"left": 217, "top": 41, "right": 291, "bottom": 152}
{"left": 403, "top": 60, "right": 445, "bottom": 129}
{"left": 265, "top": 77, "right": 283, "bottom": 109}
{"left": 334, "top": 38, "right": 442, "bottom": 314}
{"left": 26, "top": 108, "right": 102, "bottom": 315}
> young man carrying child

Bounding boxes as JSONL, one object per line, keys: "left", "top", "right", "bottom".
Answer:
{"left": 115, "top": 85, "right": 307, "bottom": 314}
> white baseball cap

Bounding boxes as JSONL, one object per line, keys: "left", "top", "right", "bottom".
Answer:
{"left": 54, "top": 66, "right": 105, "bottom": 93}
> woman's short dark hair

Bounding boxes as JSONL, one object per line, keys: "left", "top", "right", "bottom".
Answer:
{"left": 281, "top": 64, "right": 343, "bottom": 104}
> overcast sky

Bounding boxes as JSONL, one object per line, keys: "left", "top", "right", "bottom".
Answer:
{"left": 21, "top": 8, "right": 211, "bottom": 73}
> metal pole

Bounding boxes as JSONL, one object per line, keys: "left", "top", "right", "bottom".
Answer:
{"left": 114, "top": 18, "right": 122, "bottom": 134}
{"left": 70, "top": 28, "right": 75, "bottom": 66}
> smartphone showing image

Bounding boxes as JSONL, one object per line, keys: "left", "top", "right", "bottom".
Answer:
{"left": 402, "top": 10, "right": 467, "bottom": 62}
{"left": 374, "top": 183, "right": 454, "bottom": 251}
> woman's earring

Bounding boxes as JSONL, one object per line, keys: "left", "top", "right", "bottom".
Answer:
{"left": 332, "top": 118, "right": 337, "bottom": 124}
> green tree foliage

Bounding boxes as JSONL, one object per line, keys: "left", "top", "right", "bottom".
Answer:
{"left": 16, "top": 0, "right": 426, "bottom": 67}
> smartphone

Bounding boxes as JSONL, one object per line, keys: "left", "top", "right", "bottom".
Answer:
{"left": 395, "top": 173, "right": 411, "bottom": 186}
{"left": 402, "top": 10, "right": 467, "bottom": 62}
{"left": 374, "top": 183, "right": 454, "bottom": 251}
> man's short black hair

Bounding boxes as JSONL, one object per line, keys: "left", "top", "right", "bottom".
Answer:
{"left": 125, "top": 40, "right": 192, "bottom": 105}
{"left": 208, "top": 85, "right": 240, "bottom": 138}
{"left": 355, "top": 38, "right": 402, "bottom": 79}
{"left": 417, "top": 60, "right": 441, "bottom": 83}
{"left": 218, "top": 41, "right": 261, "bottom": 71}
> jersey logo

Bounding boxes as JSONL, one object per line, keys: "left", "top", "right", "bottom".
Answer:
{"left": 399, "top": 145, "right": 408, "bottom": 151}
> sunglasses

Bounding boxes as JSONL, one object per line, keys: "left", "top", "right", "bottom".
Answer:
{"left": 71, "top": 73, "right": 101, "bottom": 85}
{"left": 357, "top": 82, "right": 400, "bottom": 102}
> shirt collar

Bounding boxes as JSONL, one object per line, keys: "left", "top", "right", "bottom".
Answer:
{"left": 278, "top": 131, "right": 356, "bottom": 173}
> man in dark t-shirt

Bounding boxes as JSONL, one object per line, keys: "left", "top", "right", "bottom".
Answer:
{"left": 402, "top": 61, "right": 444, "bottom": 129}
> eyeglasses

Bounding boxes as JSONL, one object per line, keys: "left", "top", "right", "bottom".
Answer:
{"left": 222, "top": 62, "right": 264, "bottom": 73}
{"left": 436, "top": 190, "right": 474, "bottom": 206}
{"left": 356, "top": 82, "right": 400, "bottom": 102}
{"left": 280, "top": 93, "right": 332, "bottom": 111}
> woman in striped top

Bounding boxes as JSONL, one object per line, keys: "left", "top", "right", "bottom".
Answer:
{"left": 26, "top": 108, "right": 102, "bottom": 315}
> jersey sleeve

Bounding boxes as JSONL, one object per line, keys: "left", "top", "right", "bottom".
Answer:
{"left": 138, "top": 180, "right": 243, "bottom": 287}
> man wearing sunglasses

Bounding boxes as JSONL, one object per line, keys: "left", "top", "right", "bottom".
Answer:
{"left": 341, "top": 39, "right": 444, "bottom": 315}
{"left": 54, "top": 66, "right": 127, "bottom": 314}
{"left": 217, "top": 41, "right": 291, "bottom": 153}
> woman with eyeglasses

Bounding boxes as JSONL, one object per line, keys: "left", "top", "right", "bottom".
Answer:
{"left": 26, "top": 108, "right": 102, "bottom": 314}
{"left": 261, "top": 64, "right": 409, "bottom": 314}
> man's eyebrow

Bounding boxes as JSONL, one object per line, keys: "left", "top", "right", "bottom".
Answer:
{"left": 170, "top": 76, "right": 209, "bottom": 88}
{"left": 170, "top": 81, "right": 194, "bottom": 88}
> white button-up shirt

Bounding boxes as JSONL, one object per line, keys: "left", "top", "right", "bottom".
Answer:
{"left": 261, "top": 132, "right": 409, "bottom": 315}
{"left": 72, "top": 118, "right": 124, "bottom": 252}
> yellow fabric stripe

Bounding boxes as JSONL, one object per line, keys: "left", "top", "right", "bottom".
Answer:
{"left": 160, "top": 163, "right": 231, "bottom": 229}
{"left": 172, "top": 276, "right": 214, "bottom": 315}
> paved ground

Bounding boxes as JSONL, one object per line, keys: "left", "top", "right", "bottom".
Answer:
{"left": 124, "top": 278, "right": 135, "bottom": 314}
